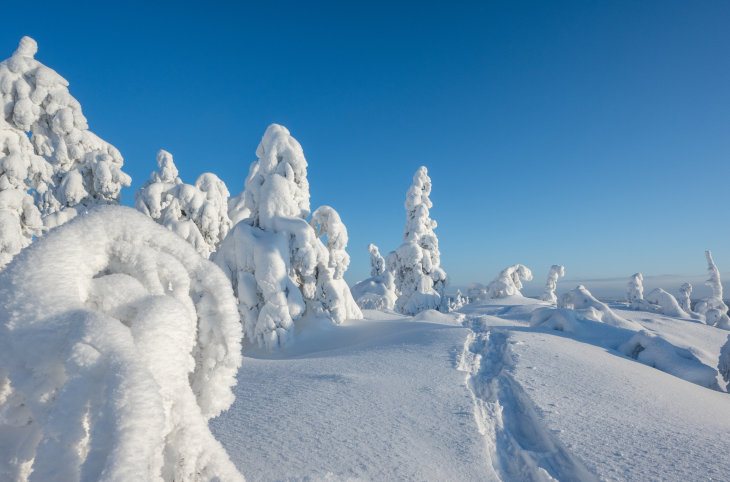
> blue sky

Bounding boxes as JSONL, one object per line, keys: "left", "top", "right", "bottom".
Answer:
{"left": 3, "top": 1, "right": 729, "bottom": 289}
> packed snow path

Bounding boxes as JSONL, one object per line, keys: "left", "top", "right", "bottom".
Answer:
{"left": 212, "top": 298, "right": 730, "bottom": 481}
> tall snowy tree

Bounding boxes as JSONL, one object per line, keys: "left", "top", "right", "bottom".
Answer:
{"left": 695, "top": 250, "right": 730, "bottom": 329}
{"left": 487, "top": 264, "right": 533, "bottom": 298}
{"left": 387, "top": 166, "right": 447, "bottom": 314}
{"left": 214, "top": 124, "right": 362, "bottom": 349}
{"left": 540, "top": 265, "right": 565, "bottom": 304}
{"left": 0, "top": 37, "right": 131, "bottom": 227}
{"left": 136, "top": 149, "right": 232, "bottom": 258}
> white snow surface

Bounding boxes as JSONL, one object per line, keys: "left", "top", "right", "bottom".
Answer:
{"left": 0, "top": 206, "right": 242, "bottom": 481}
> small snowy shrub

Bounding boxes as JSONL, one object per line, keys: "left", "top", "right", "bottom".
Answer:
{"left": 540, "top": 264, "right": 565, "bottom": 304}
{"left": 694, "top": 251, "right": 730, "bottom": 329}
{"left": 136, "top": 149, "right": 232, "bottom": 257}
{"left": 487, "top": 264, "right": 533, "bottom": 298}
{"left": 0, "top": 206, "right": 243, "bottom": 481}
{"left": 352, "top": 243, "right": 397, "bottom": 310}
{"left": 0, "top": 37, "right": 131, "bottom": 226}
{"left": 387, "top": 166, "right": 447, "bottom": 315}
{"left": 215, "top": 124, "right": 361, "bottom": 349}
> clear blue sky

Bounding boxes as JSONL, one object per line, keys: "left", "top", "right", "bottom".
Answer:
{"left": 4, "top": 0, "right": 729, "bottom": 287}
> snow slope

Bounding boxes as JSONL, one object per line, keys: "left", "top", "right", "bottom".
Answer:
{"left": 213, "top": 297, "right": 730, "bottom": 481}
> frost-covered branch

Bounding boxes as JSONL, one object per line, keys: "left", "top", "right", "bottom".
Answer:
{"left": 0, "top": 206, "right": 243, "bottom": 481}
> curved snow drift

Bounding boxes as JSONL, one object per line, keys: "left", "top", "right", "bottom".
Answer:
{"left": 0, "top": 206, "right": 243, "bottom": 481}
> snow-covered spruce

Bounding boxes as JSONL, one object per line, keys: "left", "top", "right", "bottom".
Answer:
{"left": 351, "top": 243, "right": 397, "bottom": 310}
{"left": 0, "top": 206, "right": 243, "bottom": 482}
{"left": 0, "top": 37, "right": 131, "bottom": 226}
{"left": 449, "top": 289, "right": 467, "bottom": 311}
{"left": 0, "top": 126, "right": 53, "bottom": 267}
{"left": 215, "top": 124, "right": 361, "bottom": 349}
{"left": 678, "top": 282, "right": 694, "bottom": 314}
{"left": 386, "top": 166, "right": 447, "bottom": 314}
{"left": 136, "top": 149, "right": 231, "bottom": 258}
{"left": 627, "top": 272, "right": 644, "bottom": 304}
{"left": 694, "top": 250, "right": 730, "bottom": 329}
{"left": 540, "top": 264, "right": 565, "bottom": 304}
{"left": 719, "top": 335, "right": 730, "bottom": 391}
{"left": 486, "top": 264, "right": 533, "bottom": 298}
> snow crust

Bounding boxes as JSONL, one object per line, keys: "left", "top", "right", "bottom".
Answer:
{"left": 0, "top": 206, "right": 243, "bottom": 481}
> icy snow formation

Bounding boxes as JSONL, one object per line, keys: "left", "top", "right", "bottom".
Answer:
{"left": 678, "top": 282, "right": 694, "bottom": 314}
{"left": 0, "top": 206, "right": 243, "bottom": 481}
{"left": 644, "top": 288, "right": 689, "bottom": 318}
{"left": 695, "top": 251, "right": 730, "bottom": 329}
{"left": 0, "top": 37, "right": 130, "bottom": 225}
{"left": 556, "top": 285, "right": 639, "bottom": 329}
{"left": 487, "top": 264, "right": 533, "bottom": 298}
{"left": 540, "top": 265, "right": 565, "bottom": 304}
{"left": 627, "top": 272, "right": 644, "bottom": 303}
{"left": 387, "top": 166, "right": 447, "bottom": 315}
{"left": 136, "top": 149, "right": 232, "bottom": 258}
{"left": 352, "top": 243, "right": 397, "bottom": 311}
{"left": 215, "top": 124, "right": 361, "bottom": 349}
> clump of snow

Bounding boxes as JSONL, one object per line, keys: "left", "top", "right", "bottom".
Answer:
{"left": 0, "top": 206, "right": 243, "bottom": 481}
{"left": 352, "top": 243, "right": 397, "bottom": 310}
{"left": 136, "top": 149, "right": 232, "bottom": 257}
{"left": 626, "top": 272, "right": 644, "bottom": 303}
{"left": 486, "top": 264, "right": 533, "bottom": 298}
{"left": 694, "top": 250, "right": 730, "bottom": 329}
{"left": 557, "top": 285, "right": 639, "bottom": 329}
{"left": 644, "top": 288, "right": 689, "bottom": 318}
{"left": 215, "top": 124, "right": 361, "bottom": 349}
{"left": 539, "top": 264, "right": 565, "bottom": 304}
{"left": 387, "top": 166, "right": 447, "bottom": 315}
{"left": 0, "top": 37, "right": 131, "bottom": 226}
{"left": 678, "top": 282, "right": 694, "bottom": 314}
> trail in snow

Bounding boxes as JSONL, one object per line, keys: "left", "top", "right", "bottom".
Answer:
{"left": 457, "top": 314, "right": 597, "bottom": 482}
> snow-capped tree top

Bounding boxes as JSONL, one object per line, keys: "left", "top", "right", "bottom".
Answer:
{"left": 196, "top": 172, "right": 230, "bottom": 207}
{"left": 368, "top": 243, "right": 385, "bottom": 277}
{"left": 404, "top": 166, "right": 436, "bottom": 243}
{"left": 234, "top": 124, "right": 311, "bottom": 230}
{"left": 627, "top": 272, "right": 644, "bottom": 302}
{"left": 152, "top": 149, "right": 181, "bottom": 184}
{"left": 15, "top": 36, "right": 37, "bottom": 58}
{"left": 311, "top": 205, "right": 350, "bottom": 278}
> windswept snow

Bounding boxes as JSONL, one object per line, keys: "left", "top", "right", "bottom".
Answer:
{"left": 0, "top": 206, "right": 243, "bottom": 481}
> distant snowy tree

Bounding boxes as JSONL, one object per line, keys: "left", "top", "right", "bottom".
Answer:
{"left": 695, "top": 251, "right": 730, "bottom": 329}
{"left": 310, "top": 205, "right": 363, "bottom": 323}
{"left": 487, "top": 264, "right": 533, "bottom": 298}
{"left": 449, "top": 289, "right": 467, "bottom": 311}
{"left": 557, "top": 285, "right": 636, "bottom": 328}
{"left": 0, "top": 206, "right": 243, "bottom": 481}
{"left": 387, "top": 166, "right": 447, "bottom": 314}
{"left": 352, "top": 243, "right": 397, "bottom": 311}
{"left": 0, "top": 37, "right": 131, "bottom": 226}
{"left": 627, "top": 273, "right": 644, "bottom": 303}
{"left": 644, "top": 288, "right": 689, "bottom": 318}
{"left": 136, "top": 149, "right": 231, "bottom": 258}
{"left": 215, "top": 124, "right": 361, "bottom": 349}
{"left": 540, "top": 265, "right": 565, "bottom": 304}
{"left": 0, "top": 126, "right": 52, "bottom": 267}
{"left": 719, "top": 335, "right": 730, "bottom": 391}
{"left": 678, "top": 282, "right": 694, "bottom": 313}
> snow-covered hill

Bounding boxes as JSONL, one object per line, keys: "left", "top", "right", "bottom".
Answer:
{"left": 212, "top": 298, "right": 730, "bottom": 481}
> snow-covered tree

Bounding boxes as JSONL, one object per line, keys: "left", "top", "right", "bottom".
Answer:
{"left": 678, "top": 282, "right": 694, "bottom": 313}
{"left": 214, "top": 124, "right": 361, "bottom": 349}
{"left": 352, "top": 243, "right": 397, "bottom": 311}
{"left": 0, "top": 126, "right": 52, "bottom": 267}
{"left": 310, "top": 205, "right": 363, "bottom": 323}
{"left": 387, "top": 166, "right": 447, "bottom": 314}
{"left": 719, "top": 335, "right": 730, "bottom": 391}
{"left": 487, "top": 264, "right": 533, "bottom": 298}
{"left": 540, "top": 265, "right": 565, "bottom": 304}
{"left": 695, "top": 250, "right": 730, "bottom": 329}
{"left": 0, "top": 206, "right": 243, "bottom": 481}
{"left": 0, "top": 37, "right": 131, "bottom": 226}
{"left": 644, "top": 288, "right": 689, "bottom": 318}
{"left": 136, "top": 149, "right": 231, "bottom": 258}
{"left": 449, "top": 289, "right": 467, "bottom": 311}
{"left": 557, "top": 285, "right": 636, "bottom": 328}
{"left": 627, "top": 272, "right": 644, "bottom": 303}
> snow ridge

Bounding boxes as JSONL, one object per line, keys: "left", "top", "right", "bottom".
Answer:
{"left": 458, "top": 316, "right": 597, "bottom": 482}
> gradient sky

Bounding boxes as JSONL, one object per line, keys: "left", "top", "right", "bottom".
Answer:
{"left": 3, "top": 0, "right": 729, "bottom": 290}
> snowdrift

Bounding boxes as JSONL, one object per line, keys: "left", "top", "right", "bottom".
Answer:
{"left": 0, "top": 206, "right": 243, "bottom": 481}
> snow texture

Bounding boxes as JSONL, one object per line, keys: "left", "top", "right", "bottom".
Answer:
{"left": 487, "top": 264, "right": 533, "bottom": 299}
{"left": 215, "top": 124, "right": 361, "bottom": 350}
{"left": 351, "top": 243, "right": 397, "bottom": 310}
{"left": 539, "top": 264, "right": 565, "bottom": 304}
{"left": 136, "top": 149, "right": 232, "bottom": 258}
{"left": 0, "top": 206, "right": 243, "bottom": 481}
{"left": 0, "top": 37, "right": 131, "bottom": 225}
{"left": 695, "top": 250, "right": 730, "bottom": 329}
{"left": 387, "top": 166, "right": 447, "bottom": 315}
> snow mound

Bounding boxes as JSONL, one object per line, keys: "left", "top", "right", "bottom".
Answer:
{"left": 0, "top": 206, "right": 243, "bottom": 481}
{"left": 557, "top": 285, "right": 640, "bottom": 330}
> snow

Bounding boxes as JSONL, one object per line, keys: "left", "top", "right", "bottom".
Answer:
{"left": 351, "top": 243, "right": 397, "bottom": 310}
{"left": 539, "top": 264, "right": 565, "bottom": 304}
{"left": 487, "top": 264, "right": 533, "bottom": 298}
{"left": 696, "top": 250, "right": 730, "bottom": 329}
{"left": 0, "top": 206, "right": 242, "bottom": 481}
